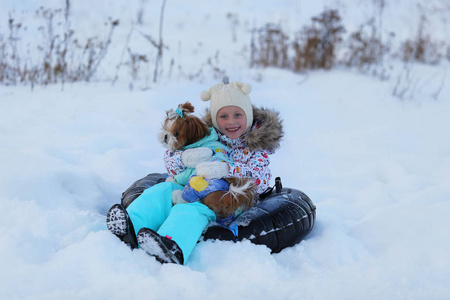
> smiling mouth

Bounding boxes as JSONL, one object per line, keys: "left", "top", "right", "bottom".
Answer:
{"left": 226, "top": 127, "right": 240, "bottom": 132}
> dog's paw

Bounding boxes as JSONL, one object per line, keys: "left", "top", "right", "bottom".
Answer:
{"left": 196, "top": 161, "right": 230, "bottom": 179}
{"left": 181, "top": 147, "right": 214, "bottom": 168}
{"left": 172, "top": 190, "right": 188, "bottom": 205}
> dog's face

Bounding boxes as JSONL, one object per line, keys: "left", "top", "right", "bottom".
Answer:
{"left": 158, "top": 102, "right": 210, "bottom": 151}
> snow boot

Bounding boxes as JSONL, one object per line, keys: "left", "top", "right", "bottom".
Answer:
{"left": 137, "top": 227, "right": 184, "bottom": 265}
{"left": 202, "top": 223, "right": 237, "bottom": 242}
{"left": 106, "top": 204, "right": 138, "bottom": 249}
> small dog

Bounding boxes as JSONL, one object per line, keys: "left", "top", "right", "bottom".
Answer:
{"left": 159, "top": 102, "right": 210, "bottom": 152}
{"left": 159, "top": 102, "right": 256, "bottom": 219}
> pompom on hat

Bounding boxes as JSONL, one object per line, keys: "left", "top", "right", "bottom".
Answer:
{"left": 200, "top": 77, "right": 253, "bottom": 132}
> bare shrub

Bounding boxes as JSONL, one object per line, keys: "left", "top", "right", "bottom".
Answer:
{"left": 293, "top": 9, "right": 345, "bottom": 70}
{"left": 291, "top": 25, "right": 321, "bottom": 71}
{"left": 400, "top": 15, "right": 442, "bottom": 65}
{"left": 0, "top": 2, "right": 118, "bottom": 88}
{"left": 178, "top": 53, "right": 226, "bottom": 82}
{"left": 343, "top": 17, "right": 392, "bottom": 80}
{"left": 3, "top": 15, "right": 22, "bottom": 85}
{"left": 125, "top": 49, "right": 148, "bottom": 90}
{"left": 251, "top": 9, "right": 345, "bottom": 72}
{"left": 344, "top": 18, "right": 388, "bottom": 70}
{"left": 250, "top": 23, "right": 289, "bottom": 69}
{"left": 113, "top": 0, "right": 168, "bottom": 87}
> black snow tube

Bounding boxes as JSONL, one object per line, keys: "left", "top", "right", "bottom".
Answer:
{"left": 121, "top": 173, "right": 167, "bottom": 208}
{"left": 121, "top": 173, "right": 316, "bottom": 253}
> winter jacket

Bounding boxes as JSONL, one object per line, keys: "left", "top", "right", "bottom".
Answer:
{"left": 164, "top": 106, "right": 283, "bottom": 196}
{"left": 203, "top": 106, "right": 283, "bottom": 195}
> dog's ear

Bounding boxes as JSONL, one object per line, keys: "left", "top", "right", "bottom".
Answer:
{"left": 184, "top": 117, "right": 210, "bottom": 146}
{"left": 195, "top": 117, "right": 209, "bottom": 138}
{"left": 165, "top": 108, "right": 175, "bottom": 119}
{"left": 180, "top": 102, "right": 195, "bottom": 114}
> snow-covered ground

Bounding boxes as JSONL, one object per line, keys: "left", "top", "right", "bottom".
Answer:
{"left": 1, "top": 1, "right": 449, "bottom": 299}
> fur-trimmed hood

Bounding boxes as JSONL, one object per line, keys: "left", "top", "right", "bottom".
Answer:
{"left": 202, "top": 106, "right": 284, "bottom": 151}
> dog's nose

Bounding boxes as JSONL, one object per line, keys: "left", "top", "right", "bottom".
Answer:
{"left": 164, "top": 134, "right": 168, "bottom": 143}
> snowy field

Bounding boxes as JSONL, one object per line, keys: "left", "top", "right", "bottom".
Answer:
{"left": 1, "top": 1, "right": 450, "bottom": 299}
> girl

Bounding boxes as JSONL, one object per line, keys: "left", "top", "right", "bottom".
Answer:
{"left": 106, "top": 78, "right": 283, "bottom": 265}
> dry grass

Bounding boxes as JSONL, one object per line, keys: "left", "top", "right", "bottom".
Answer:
{"left": 1, "top": 5, "right": 448, "bottom": 89}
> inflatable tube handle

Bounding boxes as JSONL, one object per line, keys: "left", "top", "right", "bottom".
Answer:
{"left": 275, "top": 177, "right": 282, "bottom": 194}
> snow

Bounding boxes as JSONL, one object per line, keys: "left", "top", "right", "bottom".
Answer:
{"left": 1, "top": 1, "right": 450, "bottom": 299}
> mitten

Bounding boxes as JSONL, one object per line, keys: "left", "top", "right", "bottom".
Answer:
{"left": 196, "top": 161, "right": 230, "bottom": 179}
{"left": 181, "top": 147, "right": 214, "bottom": 168}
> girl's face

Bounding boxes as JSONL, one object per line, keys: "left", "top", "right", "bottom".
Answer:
{"left": 216, "top": 106, "right": 247, "bottom": 139}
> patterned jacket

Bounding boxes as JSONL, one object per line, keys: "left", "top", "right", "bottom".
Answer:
{"left": 164, "top": 106, "right": 283, "bottom": 196}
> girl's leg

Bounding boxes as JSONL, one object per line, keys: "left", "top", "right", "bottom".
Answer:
{"left": 126, "top": 181, "right": 183, "bottom": 236}
{"left": 156, "top": 202, "right": 216, "bottom": 263}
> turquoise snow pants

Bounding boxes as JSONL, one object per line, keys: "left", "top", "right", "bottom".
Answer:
{"left": 126, "top": 182, "right": 216, "bottom": 264}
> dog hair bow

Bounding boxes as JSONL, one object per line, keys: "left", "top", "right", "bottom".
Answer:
{"left": 176, "top": 107, "right": 183, "bottom": 118}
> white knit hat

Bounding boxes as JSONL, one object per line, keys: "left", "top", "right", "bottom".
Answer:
{"left": 200, "top": 77, "right": 253, "bottom": 132}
